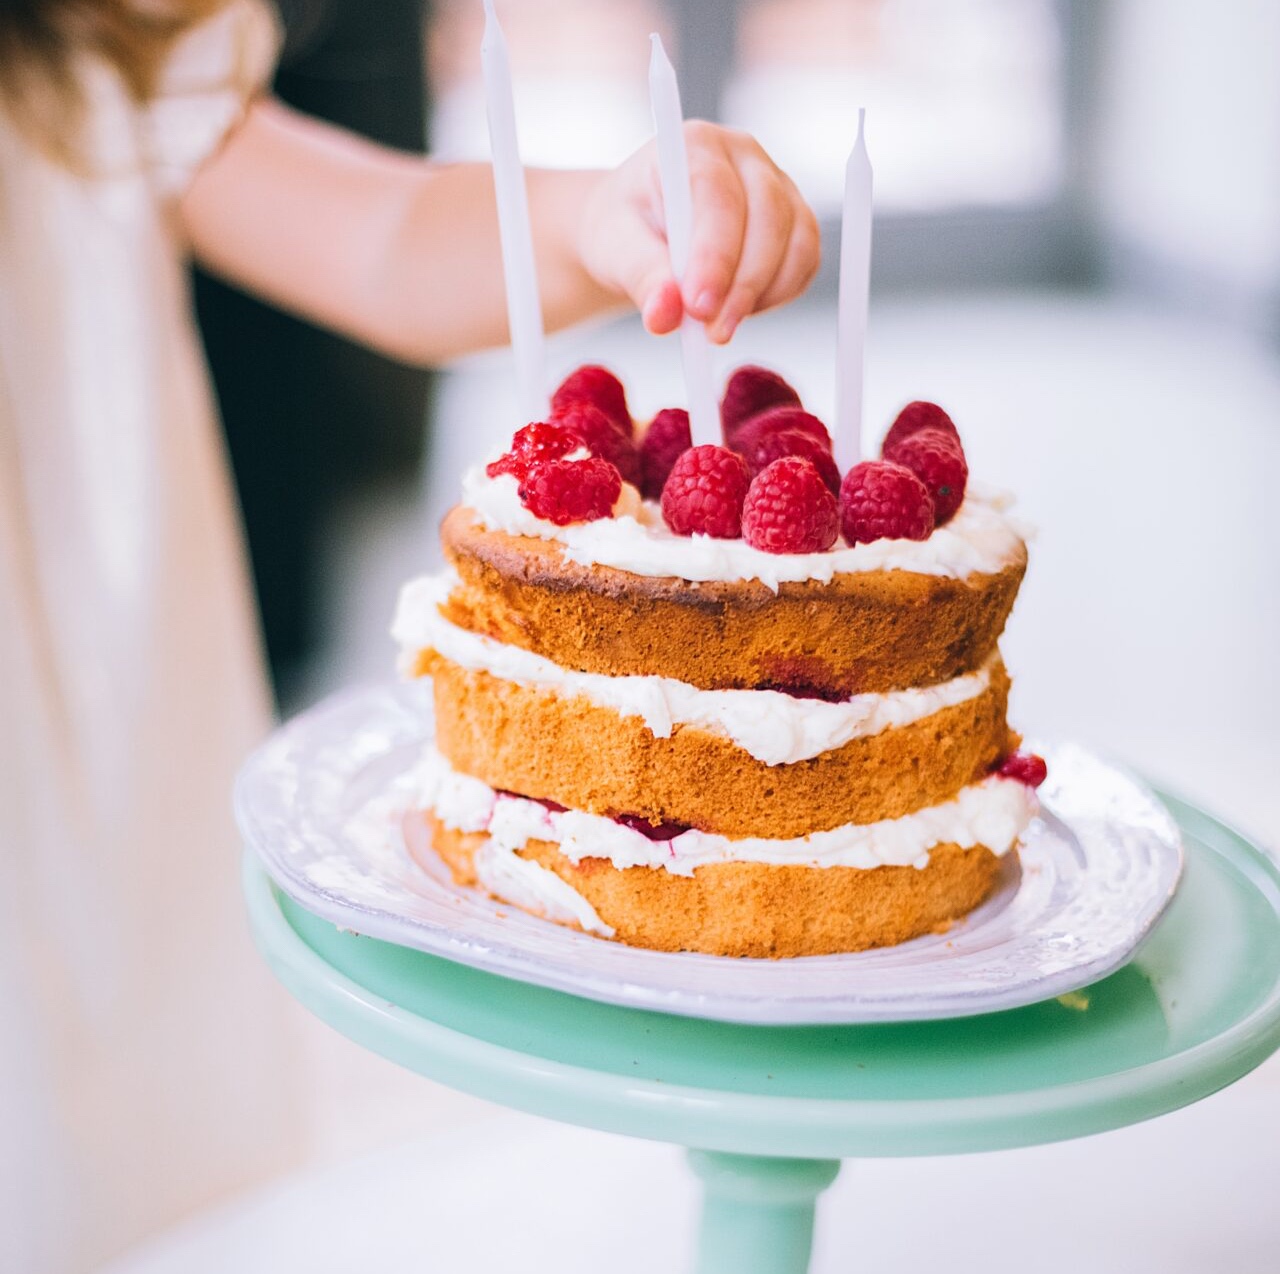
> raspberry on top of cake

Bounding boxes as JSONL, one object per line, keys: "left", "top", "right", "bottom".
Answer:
{"left": 393, "top": 362, "right": 1045, "bottom": 958}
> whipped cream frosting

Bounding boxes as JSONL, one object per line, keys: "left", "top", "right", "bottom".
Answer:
{"left": 394, "top": 573, "right": 999, "bottom": 766}
{"left": 414, "top": 754, "right": 615, "bottom": 935}
{"left": 472, "top": 840, "right": 616, "bottom": 937}
{"left": 460, "top": 465, "right": 1025, "bottom": 589}
{"left": 417, "top": 748, "right": 1037, "bottom": 877}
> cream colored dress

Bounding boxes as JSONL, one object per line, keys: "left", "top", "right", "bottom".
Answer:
{"left": 0, "top": 4, "right": 305, "bottom": 1271}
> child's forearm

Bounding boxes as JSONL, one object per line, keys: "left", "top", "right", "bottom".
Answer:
{"left": 182, "top": 99, "right": 622, "bottom": 365}
{"left": 184, "top": 98, "right": 819, "bottom": 367}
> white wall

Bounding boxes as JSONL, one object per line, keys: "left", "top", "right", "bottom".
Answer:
{"left": 1093, "top": 0, "right": 1280, "bottom": 301}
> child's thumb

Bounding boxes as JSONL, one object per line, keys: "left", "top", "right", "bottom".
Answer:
{"left": 610, "top": 236, "right": 681, "bottom": 332}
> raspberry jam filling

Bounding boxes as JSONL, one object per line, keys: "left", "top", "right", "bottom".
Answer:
{"left": 496, "top": 789, "right": 567, "bottom": 814}
{"left": 754, "top": 680, "right": 849, "bottom": 704}
{"left": 755, "top": 655, "right": 850, "bottom": 701}
{"left": 497, "top": 791, "right": 691, "bottom": 840}
{"left": 613, "top": 813, "right": 691, "bottom": 841}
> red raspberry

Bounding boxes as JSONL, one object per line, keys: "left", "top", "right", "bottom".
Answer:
{"left": 721, "top": 366, "right": 802, "bottom": 448}
{"left": 518, "top": 456, "right": 621, "bottom": 525}
{"left": 881, "top": 401, "right": 960, "bottom": 455}
{"left": 551, "top": 364, "right": 631, "bottom": 435}
{"left": 883, "top": 427, "right": 968, "bottom": 525}
{"left": 739, "top": 426, "right": 841, "bottom": 497}
{"left": 639, "top": 408, "right": 692, "bottom": 501}
{"left": 550, "top": 400, "right": 640, "bottom": 487}
{"left": 487, "top": 454, "right": 524, "bottom": 481}
{"left": 742, "top": 456, "right": 840, "bottom": 554}
{"left": 486, "top": 421, "right": 583, "bottom": 480}
{"left": 999, "top": 752, "right": 1048, "bottom": 788}
{"left": 731, "top": 406, "right": 832, "bottom": 457}
{"left": 839, "top": 461, "right": 935, "bottom": 544}
{"left": 660, "top": 445, "right": 750, "bottom": 539}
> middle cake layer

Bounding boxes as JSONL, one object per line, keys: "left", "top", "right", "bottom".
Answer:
{"left": 424, "top": 650, "right": 1014, "bottom": 839}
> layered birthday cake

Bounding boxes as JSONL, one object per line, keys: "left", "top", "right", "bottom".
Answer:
{"left": 394, "top": 365, "right": 1045, "bottom": 957}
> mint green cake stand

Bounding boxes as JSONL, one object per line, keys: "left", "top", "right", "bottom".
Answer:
{"left": 244, "top": 793, "right": 1280, "bottom": 1273}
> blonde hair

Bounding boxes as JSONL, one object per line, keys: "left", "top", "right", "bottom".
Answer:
{"left": 0, "top": 0, "right": 229, "bottom": 163}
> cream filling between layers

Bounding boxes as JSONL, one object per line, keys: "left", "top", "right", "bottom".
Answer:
{"left": 418, "top": 748, "right": 1037, "bottom": 878}
{"left": 471, "top": 840, "right": 616, "bottom": 937}
{"left": 460, "top": 465, "right": 1027, "bottom": 588}
{"left": 393, "top": 573, "right": 1000, "bottom": 767}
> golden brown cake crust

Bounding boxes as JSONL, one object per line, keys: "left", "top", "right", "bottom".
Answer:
{"left": 438, "top": 505, "right": 1027, "bottom": 696}
{"left": 423, "top": 815, "right": 1006, "bottom": 958}
{"left": 426, "top": 653, "right": 1015, "bottom": 837}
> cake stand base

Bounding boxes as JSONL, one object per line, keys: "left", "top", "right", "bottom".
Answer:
{"left": 689, "top": 1153, "right": 841, "bottom": 1274}
{"left": 243, "top": 791, "right": 1280, "bottom": 1273}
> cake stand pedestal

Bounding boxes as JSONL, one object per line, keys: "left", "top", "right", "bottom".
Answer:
{"left": 243, "top": 793, "right": 1280, "bottom": 1274}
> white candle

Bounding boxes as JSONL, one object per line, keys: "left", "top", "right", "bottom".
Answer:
{"left": 481, "top": 0, "right": 547, "bottom": 422}
{"left": 835, "top": 108, "right": 873, "bottom": 473}
{"left": 647, "top": 33, "right": 720, "bottom": 447}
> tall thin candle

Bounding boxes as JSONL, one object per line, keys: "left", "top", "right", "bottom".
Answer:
{"left": 835, "top": 108, "right": 873, "bottom": 473}
{"left": 481, "top": 0, "right": 547, "bottom": 421}
{"left": 647, "top": 33, "right": 719, "bottom": 447}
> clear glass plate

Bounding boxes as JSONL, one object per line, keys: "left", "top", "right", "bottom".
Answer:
{"left": 235, "top": 683, "right": 1184, "bottom": 1025}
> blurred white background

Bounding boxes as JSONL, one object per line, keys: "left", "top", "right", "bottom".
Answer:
{"left": 113, "top": 0, "right": 1280, "bottom": 1269}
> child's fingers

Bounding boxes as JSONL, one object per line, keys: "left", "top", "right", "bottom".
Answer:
{"left": 682, "top": 128, "right": 820, "bottom": 337}
{"left": 681, "top": 124, "right": 748, "bottom": 321}
{"left": 706, "top": 158, "right": 797, "bottom": 342}
{"left": 751, "top": 187, "right": 822, "bottom": 315}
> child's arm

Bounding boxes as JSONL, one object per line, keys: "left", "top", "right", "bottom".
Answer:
{"left": 181, "top": 99, "right": 819, "bottom": 366}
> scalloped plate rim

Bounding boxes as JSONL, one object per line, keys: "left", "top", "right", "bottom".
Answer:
{"left": 235, "top": 683, "right": 1185, "bottom": 1025}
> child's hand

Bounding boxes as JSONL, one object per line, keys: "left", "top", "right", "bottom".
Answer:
{"left": 578, "top": 122, "right": 820, "bottom": 344}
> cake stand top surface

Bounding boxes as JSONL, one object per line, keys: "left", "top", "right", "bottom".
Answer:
{"left": 244, "top": 791, "right": 1280, "bottom": 1159}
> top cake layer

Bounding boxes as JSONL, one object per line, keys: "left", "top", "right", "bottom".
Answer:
{"left": 438, "top": 488, "right": 1027, "bottom": 697}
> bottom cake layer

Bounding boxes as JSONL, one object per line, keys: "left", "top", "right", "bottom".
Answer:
{"left": 411, "top": 752, "right": 1036, "bottom": 958}
{"left": 419, "top": 816, "right": 1005, "bottom": 957}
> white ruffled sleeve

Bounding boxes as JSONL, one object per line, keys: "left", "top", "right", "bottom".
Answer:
{"left": 141, "top": 0, "right": 281, "bottom": 196}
